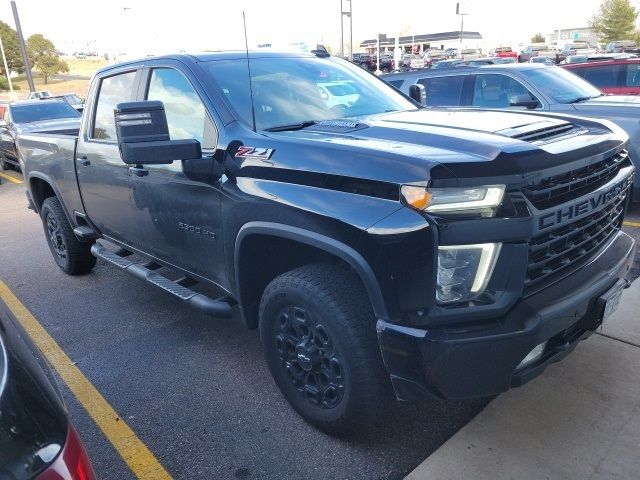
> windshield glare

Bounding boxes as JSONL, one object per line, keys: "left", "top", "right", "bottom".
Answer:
{"left": 203, "top": 56, "right": 415, "bottom": 130}
{"left": 528, "top": 67, "right": 602, "bottom": 103}
{"left": 11, "top": 102, "right": 81, "bottom": 123}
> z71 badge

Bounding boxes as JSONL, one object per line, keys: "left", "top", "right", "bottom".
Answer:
{"left": 234, "top": 146, "right": 274, "bottom": 159}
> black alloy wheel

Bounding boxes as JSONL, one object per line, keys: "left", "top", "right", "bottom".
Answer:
{"left": 46, "top": 212, "right": 67, "bottom": 261}
{"left": 274, "top": 305, "right": 345, "bottom": 409}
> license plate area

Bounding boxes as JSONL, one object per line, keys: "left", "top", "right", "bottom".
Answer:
{"left": 600, "top": 280, "right": 626, "bottom": 322}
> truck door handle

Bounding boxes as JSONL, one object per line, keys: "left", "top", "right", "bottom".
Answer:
{"left": 129, "top": 165, "right": 149, "bottom": 177}
{"left": 79, "top": 156, "right": 90, "bottom": 166}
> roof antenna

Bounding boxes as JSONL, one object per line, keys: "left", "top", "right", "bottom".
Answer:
{"left": 243, "top": 11, "right": 257, "bottom": 132}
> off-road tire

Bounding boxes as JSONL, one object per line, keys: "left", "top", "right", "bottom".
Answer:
{"left": 40, "top": 197, "right": 96, "bottom": 275}
{"left": 259, "top": 263, "right": 389, "bottom": 436}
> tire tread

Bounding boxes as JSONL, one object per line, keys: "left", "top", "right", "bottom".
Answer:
{"left": 41, "top": 197, "right": 96, "bottom": 275}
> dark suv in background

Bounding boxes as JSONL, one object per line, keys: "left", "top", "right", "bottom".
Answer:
{"left": 382, "top": 63, "right": 640, "bottom": 202}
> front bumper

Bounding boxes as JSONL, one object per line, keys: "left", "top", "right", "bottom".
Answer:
{"left": 377, "top": 230, "right": 636, "bottom": 402}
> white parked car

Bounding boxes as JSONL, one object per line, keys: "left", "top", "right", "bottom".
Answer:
{"left": 317, "top": 82, "right": 360, "bottom": 108}
{"left": 24, "top": 90, "right": 51, "bottom": 100}
{"left": 460, "top": 48, "right": 481, "bottom": 60}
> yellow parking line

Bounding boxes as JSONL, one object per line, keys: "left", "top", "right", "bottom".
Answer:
{"left": 624, "top": 220, "right": 640, "bottom": 228}
{"left": 0, "top": 280, "right": 172, "bottom": 480}
{"left": 0, "top": 171, "right": 22, "bottom": 184}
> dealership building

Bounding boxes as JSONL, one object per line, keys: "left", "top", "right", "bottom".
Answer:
{"left": 545, "top": 27, "right": 599, "bottom": 47}
{"left": 359, "top": 31, "right": 483, "bottom": 54}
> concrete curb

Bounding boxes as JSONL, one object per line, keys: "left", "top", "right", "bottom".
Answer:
{"left": 406, "top": 279, "right": 640, "bottom": 480}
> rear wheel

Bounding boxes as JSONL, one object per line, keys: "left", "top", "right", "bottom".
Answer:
{"left": 259, "top": 263, "right": 389, "bottom": 436}
{"left": 40, "top": 197, "right": 96, "bottom": 275}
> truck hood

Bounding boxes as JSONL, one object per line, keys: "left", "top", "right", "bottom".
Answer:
{"left": 16, "top": 117, "right": 81, "bottom": 135}
{"left": 580, "top": 94, "right": 640, "bottom": 106}
{"left": 299, "top": 109, "right": 562, "bottom": 161}
{"left": 254, "top": 108, "right": 622, "bottom": 185}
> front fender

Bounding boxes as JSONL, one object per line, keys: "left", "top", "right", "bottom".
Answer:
{"left": 234, "top": 222, "right": 390, "bottom": 321}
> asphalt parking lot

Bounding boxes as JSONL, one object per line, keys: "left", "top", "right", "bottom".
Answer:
{"left": 0, "top": 170, "right": 487, "bottom": 479}
{"left": 1, "top": 170, "right": 639, "bottom": 480}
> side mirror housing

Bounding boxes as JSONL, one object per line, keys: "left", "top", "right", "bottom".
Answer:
{"left": 409, "top": 83, "right": 427, "bottom": 106}
{"left": 509, "top": 94, "right": 540, "bottom": 109}
{"left": 115, "top": 101, "right": 201, "bottom": 165}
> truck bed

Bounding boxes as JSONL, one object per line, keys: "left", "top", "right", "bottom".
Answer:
{"left": 18, "top": 132, "right": 85, "bottom": 222}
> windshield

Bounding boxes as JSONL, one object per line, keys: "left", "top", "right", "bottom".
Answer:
{"left": 527, "top": 67, "right": 602, "bottom": 103}
{"left": 203, "top": 56, "right": 415, "bottom": 131}
{"left": 11, "top": 102, "right": 81, "bottom": 123}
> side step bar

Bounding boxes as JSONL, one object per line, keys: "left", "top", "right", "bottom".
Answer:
{"left": 91, "top": 243, "right": 233, "bottom": 318}
{"left": 73, "top": 225, "right": 99, "bottom": 241}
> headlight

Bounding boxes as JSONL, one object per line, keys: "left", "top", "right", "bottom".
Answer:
{"left": 436, "top": 243, "right": 501, "bottom": 304}
{"left": 401, "top": 185, "right": 505, "bottom": 217}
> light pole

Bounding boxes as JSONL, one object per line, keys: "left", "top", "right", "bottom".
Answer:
{"left": 456, "top": 2, "right": 468, "bottom": 57}
{"left": 11, "top": 0, "right": 35, "bottom": 92}
{"left": 340, "top": 0, "right": 353, "bottom": 59}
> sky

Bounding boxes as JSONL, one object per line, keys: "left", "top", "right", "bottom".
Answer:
{"left": 0, "top": 0, "right": 635, "bottom": 56}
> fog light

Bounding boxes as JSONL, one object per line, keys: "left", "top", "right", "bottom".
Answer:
{"left": 516, "top": 342, "right": 547, "bottom": 370}
{"left": 436, "top": 243, "right": 501, "bottom": 303}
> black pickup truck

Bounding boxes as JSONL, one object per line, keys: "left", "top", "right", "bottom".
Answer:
{"left": 18, "top": 51, "right": 636, "bottom": 435}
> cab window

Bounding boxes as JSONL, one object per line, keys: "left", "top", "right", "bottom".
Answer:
{"left": 417, "top": 75, "right": 465, "bottom": 106}
{"left": 579, "top": 65, "right": 621, "bottom": 89}
{"left": 471, "top": 74, "right": 534, "bottom": 108}
{"left": 92, "top": 71, "right": 137, "bottom": 141}
{"left": 146, "top": 68, "right": 217, "bottom": 149}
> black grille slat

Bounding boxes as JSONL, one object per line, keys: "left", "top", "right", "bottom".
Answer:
{"left": 529, "top": 196, "right": 622, "bottom": 255}
{"left": 512, "top": 124, "right": 574, "bottom": 143}
{"left": 523, "top": 151, "right": 628, "bottom": 209}
{"left": 527, "top": 207, "right": 623, "bottom": 274}
{"left": 525, "top": 181, "right": 630, "bottom": 290}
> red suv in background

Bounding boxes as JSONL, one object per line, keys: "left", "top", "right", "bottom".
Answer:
{"left": 563, "top": 59, "right": 640, "bottom": 95}
{"left": 491, "top": 46, "right": 517, "bottom": 59}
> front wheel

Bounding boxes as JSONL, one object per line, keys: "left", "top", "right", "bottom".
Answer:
{"left": 40, "top": 197, "right": 96, "bottom": 275}
{"left": 259, "top": 263, "right": 389, "bottom": 436}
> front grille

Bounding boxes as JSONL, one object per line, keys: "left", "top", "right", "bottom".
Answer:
{"left": 511, "top": 123, "right": 574, "bottom": 143}
{"left": 525, "top": 179, "right": 631, "bottom": 290}
{"left": 523, "top": 150, "right": 629, "bottom": 210}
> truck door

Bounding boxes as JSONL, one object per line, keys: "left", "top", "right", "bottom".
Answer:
{"left": 128, "top": 66, "right": 226, "bottom": 289}
{"left": 0, "top": 107, "right": 16, "bottom": 161}
{"left": 76, "top": 69, "right": 141, "bottom": 244}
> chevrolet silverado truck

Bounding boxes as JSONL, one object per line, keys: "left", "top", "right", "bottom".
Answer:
{"left": 18, "top": 52, "right": 636, "bottom": 435}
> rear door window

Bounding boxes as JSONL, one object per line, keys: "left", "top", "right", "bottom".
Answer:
{"left": 418, "top": 75, "right": 465, "bottom": 106}
{"left": 625, "top": 64, "right": 640, "bottom": 87}
{"left": 578, "top": 65, "right": 621, "bottom": 89}
{"left": 92, "top": 71, "right": 137, "bottom": 141}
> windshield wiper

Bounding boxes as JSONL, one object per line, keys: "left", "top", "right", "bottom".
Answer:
{"left": 567, "top": 96, "right": 597, "bottom": 104}
{"left": 264, "top": 120, "right": 318, "bottom": 132}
